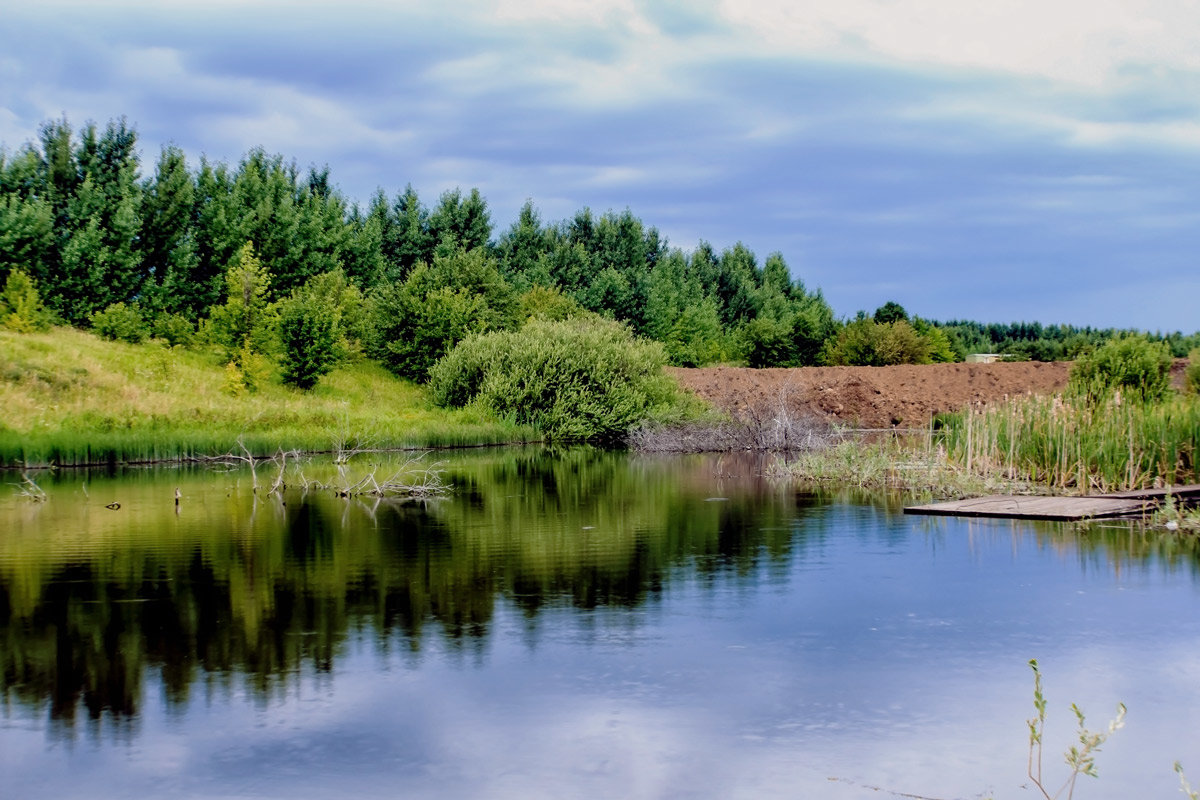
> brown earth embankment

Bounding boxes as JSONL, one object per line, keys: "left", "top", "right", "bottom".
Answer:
{"left": 669, "top": 362, "right": 1075, "bottom": 430}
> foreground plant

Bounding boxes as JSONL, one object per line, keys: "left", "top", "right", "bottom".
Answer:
{"left": 1176, "top": 761, "right": 1199, "bottom": 800}
{"left": 1025, "top": 659, "right": 1125, "bottom": 800}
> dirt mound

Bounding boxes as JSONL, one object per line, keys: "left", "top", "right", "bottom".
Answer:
{"left": 669, "top": 362, "right": 1074, "bottom": 429}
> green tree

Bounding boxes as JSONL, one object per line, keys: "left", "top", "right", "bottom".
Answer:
{"left": 1068, "top": 334, "right": 1173, "bottom": 404}
{"left": 228, "top": 149, "right": 301, "bottom": 298}
{"left": 208, "top": 242, "right": 275, "bottom": 368}
{"left": 385, "top": 184, "right": 432, "bottom": 280}
{"left": 277, "top": 283, "right": 343, "bottom": 390}
{"left": 715, "top": 243, "right": 761, "bottom": 327}
{"left": 428, "top": 188, "right": 491, "bottom": 254}
{"left": 664, "top": 299, "right": 725, "bottom": 367}
{"left": 142, "top": 145, "right": 199, "bottom": 316}
{"left": 342, "top": 195, "right": 387, "bottom": 289}
{"left": 369, "top": 248, "right": 516, "bottom": 381}
{"left": 0, "top": 194, "right": 54, "bottom": 282}
{"left": 89, "top": 302, "right": 149, "bottom": 343}
{"left": 190, "top": 158, "right": 239, "bottom": 317}
{"left": 873, "top": 301, "right": 908, "bottom": 324}
{"left": 517, "top": 285, "right": 585, "bottom": 322}
{"left": 913, "top": 318, "right": 957, "bottom": 363}
{"left": 0, "top": 268, "right": 52, "bottom": 332}
{"left": 55, "top": 120, "right": 144, "bottom": 321}
{"left": 497, "top": 200, "right": 552, "bottom": 289}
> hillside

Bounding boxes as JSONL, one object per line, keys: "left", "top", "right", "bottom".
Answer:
{"left": 0, "top": 328, "right": 535, "bottom": 467}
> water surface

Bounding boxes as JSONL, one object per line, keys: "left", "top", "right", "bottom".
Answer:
{"left": 2, "top": 449, "right": 1199, "bottom": 799}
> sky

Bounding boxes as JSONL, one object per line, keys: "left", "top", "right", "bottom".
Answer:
{"left": 2, "top": 0, "right": 1198, "bottom": 331}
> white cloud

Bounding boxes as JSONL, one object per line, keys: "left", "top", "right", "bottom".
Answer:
{"left": 718, "top": 0, "right": 1200, "bottom": 89}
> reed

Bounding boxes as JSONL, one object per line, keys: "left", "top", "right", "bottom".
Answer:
{"left": 937, "top": 392, "right": 1200, "bottom": 492}
{"left": 771, "top": 434, "right": 998, "bottom": 497}
{"left": 0, "top": 328, "right": 538, "bottom": 467}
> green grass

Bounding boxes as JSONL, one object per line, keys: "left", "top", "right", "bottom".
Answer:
{"left": 769, "top": 434, "right": 1009, "bottom": 499}
{"left": 0, "top": 327, "right": 539, "bottom": 467}
{"left": 936, "top": 392, "right": 1200, "bottom": 493}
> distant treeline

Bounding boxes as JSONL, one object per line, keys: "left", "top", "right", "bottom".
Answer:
{"left": 1, "top": 117, "right": 1194, "bottom": 380}
{"left": 932, "top": 320, "right": 1199, "bottom": 362}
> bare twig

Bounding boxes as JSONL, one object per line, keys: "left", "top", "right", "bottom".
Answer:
{"left": 13, "top": 472, "right": 48, "bottom": 502}
{"left": 296, "top": 453, "right": 449, "bottom": 500}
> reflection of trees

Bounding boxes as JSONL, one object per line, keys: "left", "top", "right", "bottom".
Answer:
{"left": 0, "top": 450, "right": 805, "bottom": 729}
{"left": 8, "top": 449, "right": 1192, "bottom": 734}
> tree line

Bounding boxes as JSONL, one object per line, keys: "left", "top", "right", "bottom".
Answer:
{"left": 1, "top": 117, "right": 1194, "bottom": 391}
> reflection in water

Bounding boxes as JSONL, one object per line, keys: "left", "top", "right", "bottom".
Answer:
{"left": 0, "top": 449, "right": 826, "bottom": 728}
{"left": 4, "top": 449, "right": 1200, "bottom": 798}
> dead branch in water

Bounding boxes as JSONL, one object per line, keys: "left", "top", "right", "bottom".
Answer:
{"left": 203, "top": 440, "right": 300, "bottom": 495}
{"left": 13, "top": 472, "right": 48, "bottom": 501}
{"left": 630, "top": 388, "right": 841, "bottom": 453}
{"left": 633, "top": 380, "right": 843, "bottom": 453}
{"left": 299, "top": 453, "right": 449, "bottom": 500}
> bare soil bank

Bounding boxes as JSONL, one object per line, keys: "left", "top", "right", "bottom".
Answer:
{"left": 669, "top": 362, "right": 1074, "bottom": 429}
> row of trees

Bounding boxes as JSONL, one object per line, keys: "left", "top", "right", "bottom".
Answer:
{"left": 2, "top": 117, "right": 1193, "bottom": 391}
{"left": 935, "top": 319, "right": 1200, "bottom": 362}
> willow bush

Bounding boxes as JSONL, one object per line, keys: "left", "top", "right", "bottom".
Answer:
{"left": 1067, "top": 333, "right": 1173, "bottom": 405}
{"left": 429, "top": 317, "right": 684, "bottom": 441}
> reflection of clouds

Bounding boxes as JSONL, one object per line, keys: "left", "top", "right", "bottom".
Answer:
{"left": 7, "top": 509, "right": 1200, "bottom": 798}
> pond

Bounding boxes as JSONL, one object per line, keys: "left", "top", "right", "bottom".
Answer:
{"left": 2, "top": 448, "right": 1199, "bottom": 799}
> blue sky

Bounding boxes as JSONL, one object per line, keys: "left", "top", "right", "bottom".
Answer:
{"left": 2, "top": 0, "right": 1198, "bottom": 331}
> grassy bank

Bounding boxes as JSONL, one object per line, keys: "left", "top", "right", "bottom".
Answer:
{"left": 0, "top": 328, "right": 538, "bottom": 467}
{"left": 936, "top": 393, "right": 1200, "bottom": 493}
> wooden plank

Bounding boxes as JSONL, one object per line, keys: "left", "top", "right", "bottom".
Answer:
{"left": 1101, "top": 484, "right": 1200, "bottom": 500}
{"left": 904, "top": 495, "right": 1155, "bottom": 521}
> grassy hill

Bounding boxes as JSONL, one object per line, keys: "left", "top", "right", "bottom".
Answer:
{"left": 0, "top": 328, "right": 537, "bottom": 467}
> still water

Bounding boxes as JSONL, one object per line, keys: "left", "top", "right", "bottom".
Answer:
{"left": 2, "top": 448, "right": 1200, "bottom": 799}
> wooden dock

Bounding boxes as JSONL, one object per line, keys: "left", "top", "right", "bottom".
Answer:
{"left": 904, "top": 485, "right": 1200, "bottom": 522}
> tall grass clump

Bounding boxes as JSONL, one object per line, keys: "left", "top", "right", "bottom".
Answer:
{"left": 1187, "top": 348, "right": 1200, "bottom": 396}
{"left": 429, "top": 317, "right": 687, "bottom": 441}
{"left": 940, "top": 337, "right": 1198, "bottom": 492}
{"left": 941, "top": 394, "right": 1199, "bottom": 492}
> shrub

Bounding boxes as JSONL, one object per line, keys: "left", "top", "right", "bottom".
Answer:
{"left": 90, "top": 302, "right": 149, "bottom": 343}
{"left": 741, "top": 315, "right": 794, "bottom": 368}
{"left": 429, "top": 317, "right": 681, "bottom": 440}
{"left": 1068, "top": 334, "right": 1172, "bottom": 404}
{"left": 371, "top": 283, "right": 489, "bottom": 381}
{"left": 665, "top": 300, "right": 726, "bottom": 367}
{"left": 277, "top": 286, "right": 344, "bottom": 390}
{"left": 152, "top": 313, "right": 195, "bottom": 347}
{"left": 821, "top": 318, "right": 931, "bottom": 366}
{"left": 207, "top": 242, "right": 275, "bottom": 360}
{"left": 369, "top": 249, "right": 516, "bottom": 382}
{"left": 0, "top": 268, "right": 52, "bottom": 333}
{"left": 518, "top": 285, "right": 585, "bottom": 322}
{"left": 1187, "top": 349, "right": 1200, "bottom": 396}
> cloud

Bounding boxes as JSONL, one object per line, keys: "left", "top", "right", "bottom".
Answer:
{"left": 718, "top": 0, "right": 1200, "bottom": 88}
{"left": 2, "top": 1, "right": 1200, "bottom": 328}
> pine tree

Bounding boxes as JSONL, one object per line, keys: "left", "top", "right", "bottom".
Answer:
{"left": 142, "top": 145, "right": 199, "bottom": 315}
